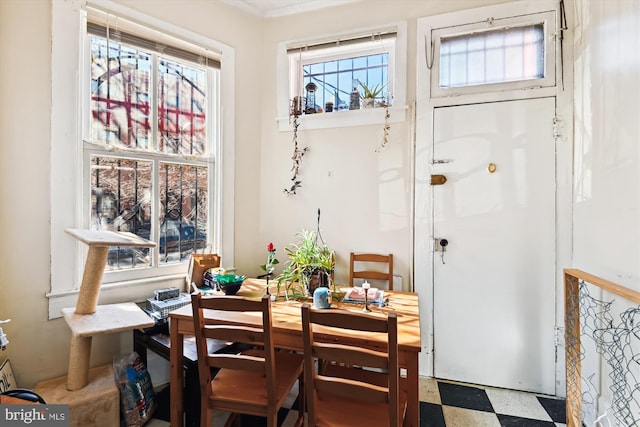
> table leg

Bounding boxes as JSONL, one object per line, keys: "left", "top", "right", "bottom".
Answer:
{"left": 184, "top": 362, "right": 201, "bottom": 427}
{"left": 170, "top": 320, "right": 184, "bottom": 427}
{"left": 404, "top": 352, "right": 419, "bottom": 427}
{"left": 133, "top": 329, "right": 148, "bottom": 366}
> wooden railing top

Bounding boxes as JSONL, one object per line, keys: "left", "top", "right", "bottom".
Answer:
{"left": 564, "top": 268, "right": 640, "bottom": 304}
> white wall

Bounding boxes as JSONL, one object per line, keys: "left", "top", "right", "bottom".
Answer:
{"left": 572, "top": 0, "right": 640, "bottom": 290}
{"left": 571, "top": 0, "right": 640, "bottom": 422}
{"left": 0, "top": 0, "right": 62, "bottom": 389}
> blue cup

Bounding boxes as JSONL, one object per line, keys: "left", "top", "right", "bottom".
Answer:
{"left": 313, "top": 287, "right": 332, "bottom": 309}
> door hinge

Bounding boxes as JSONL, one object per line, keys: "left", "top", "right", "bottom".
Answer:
{"left": 553, "top": 115, "right": 563, "bottom": 139}
{"left": 554, "top": 326, "right": 565, "bottom": 347}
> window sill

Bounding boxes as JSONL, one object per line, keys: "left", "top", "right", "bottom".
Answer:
{"left": 276, "top": 105, "right": 407, "bottom": 132}
{"left": 46, "top": 273, "right": 187, "bottom": 320}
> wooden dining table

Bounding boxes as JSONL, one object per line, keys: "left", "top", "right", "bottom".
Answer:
{"left": 168, "top": 278, "right": 421, "bottom": 427}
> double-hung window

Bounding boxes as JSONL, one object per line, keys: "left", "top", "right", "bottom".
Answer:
{"left": 49, "top": 1, "right": 234, "bottom": 319}
{"left": 85, "top": 13, "right": 219, "bottom": 281}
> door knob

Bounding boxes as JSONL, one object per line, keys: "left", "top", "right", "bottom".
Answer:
{"left": 439, "top": 239, "right": 448, "bottom": 248}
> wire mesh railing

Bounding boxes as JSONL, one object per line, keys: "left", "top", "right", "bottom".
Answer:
{"left": 564, "top": 269, "right": 640, "bottom": 427}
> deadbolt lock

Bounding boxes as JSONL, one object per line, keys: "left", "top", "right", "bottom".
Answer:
{"left": 430, "top": 174, "right": 447, "bottom": 185}
{"left": 434, "top": 238, "right": 449, "bottom": 251}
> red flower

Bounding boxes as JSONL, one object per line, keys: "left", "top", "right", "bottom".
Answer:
{"left": 261, "top": 242, "right": 279, "bottom": 272}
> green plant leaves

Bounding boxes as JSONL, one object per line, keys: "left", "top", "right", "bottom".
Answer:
{"left": 358, "top": 81, "right": 386, "bottom": 99}
{"left": 276, "top": 229, "right": 335, "bottom": 299}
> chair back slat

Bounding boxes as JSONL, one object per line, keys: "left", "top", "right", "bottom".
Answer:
{"left": 203, "top": 324, "right": 264, "bottom": 345}
{"left": 353, "top": 270, "right": 391, "bottom": 281}
{"left": 207, "top": 353, "right": 265, "bottom": 371}
{"left": 310, "top": 309, "right": 389, "bottom": 332}
{"left": 197, "top": 295, "right": 264, "bottom": 312}
{"left": 313, "top": 342, "right": 388, "bottom": 370}
{"left": 315, "top": 376, "right": 388, "bottom": 403}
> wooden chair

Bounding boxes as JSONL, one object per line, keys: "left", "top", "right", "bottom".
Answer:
{"left": 301, "top": 303, "right": 406, "bottom": 427}
{"left": 191, "top": 293, "right": 304, "bottom": 427}
{"left": 349, "top": 252, "right": 394, "bottom": 290}
{"left": 188, "top": 252, "right": 221, "bottom": 288}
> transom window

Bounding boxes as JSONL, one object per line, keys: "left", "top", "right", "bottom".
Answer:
{"left": 86, "top": 17, "right": 218, "bottom": 275}
{"left": 429, "top": 11, "right": 556, "bottom": 97}
{"left": 439, "top": 24, "right": 544, "bottom": 88}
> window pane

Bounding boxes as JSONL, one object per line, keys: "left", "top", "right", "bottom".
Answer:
{"left": 90, "top": 156, "right": 152, "bottom": 270}
{"left": 309, "top": 62, "right": 324, "bottom": 75}
{"left": 337, "top": 71, "right": 353, "bottom": 109}
{"left": 324, "top": 60, "right": 337, "bottom": 73}
{"left": 352, "top": 69, "right": 367, "bottom": 85}
{"left": 158, "top": 58, "right": 207, "bottom": 155}
{"left": 368, "top": 54, "right": 383, "bottom": 67}
{"left": 90, "top": 37, "right": 151, "bottom": 149}
{"left": 352, "top": 56, "right": 367, "bottom": 69}
{"left": 324, "top": 73, "right": 338, "bottom": 107}
{"left": 439, "top": 24, "right": 544, "bottom": 88}
{"left": 159, "top": 163, "right": 208, "bottom": 263}
{"left": 338, "top": 58, "right": 352, "bottom": 70}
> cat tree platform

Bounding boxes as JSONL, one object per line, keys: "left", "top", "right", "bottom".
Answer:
{"left": 35, "top": 364, "right": 120, "bottom": 427}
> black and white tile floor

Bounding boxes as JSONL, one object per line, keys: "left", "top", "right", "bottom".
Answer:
{"left": 146, "top": 377, "right": 566, "bottom": 426}
{"left": 419, "top": 378, "right": 566, "bottom": 427}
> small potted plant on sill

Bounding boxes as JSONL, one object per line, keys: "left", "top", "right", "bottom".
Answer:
{"left": 276, "top": 229, "right": 335, "bottom": 300}
{"left": 359, "top": 81, "right": 386, "bottom": 108}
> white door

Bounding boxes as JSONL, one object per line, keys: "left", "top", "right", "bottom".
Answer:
{"left": 432, "top": 97, "right": 556, "bottom": 394}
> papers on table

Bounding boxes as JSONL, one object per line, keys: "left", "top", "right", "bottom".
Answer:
{"left": 344, "top": 287, "right": 384, "bottom": 305}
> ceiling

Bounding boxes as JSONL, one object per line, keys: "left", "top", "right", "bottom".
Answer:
{"left": 222, "top": 0, "right": 361, "bottom": 18}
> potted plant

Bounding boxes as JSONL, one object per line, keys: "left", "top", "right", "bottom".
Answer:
{"left": 359, "top": 81, "right": 386, "bottom": 108}
{"left": 276, "top": 229, "right": 335, "bottom": 299}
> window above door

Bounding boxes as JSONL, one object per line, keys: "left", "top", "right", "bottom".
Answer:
{"left": 427, "top": 10, "right": 557, "bottom": 97}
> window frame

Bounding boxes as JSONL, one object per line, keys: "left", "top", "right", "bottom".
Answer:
{"left": 48, "top": 0, "right": 235, "bottom": 319}
{"left": 428, "top": 10, "right": 557, "bottom": 98}
{"left": 291, "top": 37, "right": 395, "bottom": 112}
{"left": 83, "top": 25, "right": 218, "bottom": 282}
{"left": 276, "top": 23, "right": 407, "bottom": 131}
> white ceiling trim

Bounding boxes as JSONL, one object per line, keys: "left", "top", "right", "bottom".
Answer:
{"left": 222, "top": 0, "right": 361, "bottom": 18}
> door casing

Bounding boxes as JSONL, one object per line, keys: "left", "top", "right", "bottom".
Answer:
{"left": 414, "top": 0, "right": 574, "bottom": 397}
